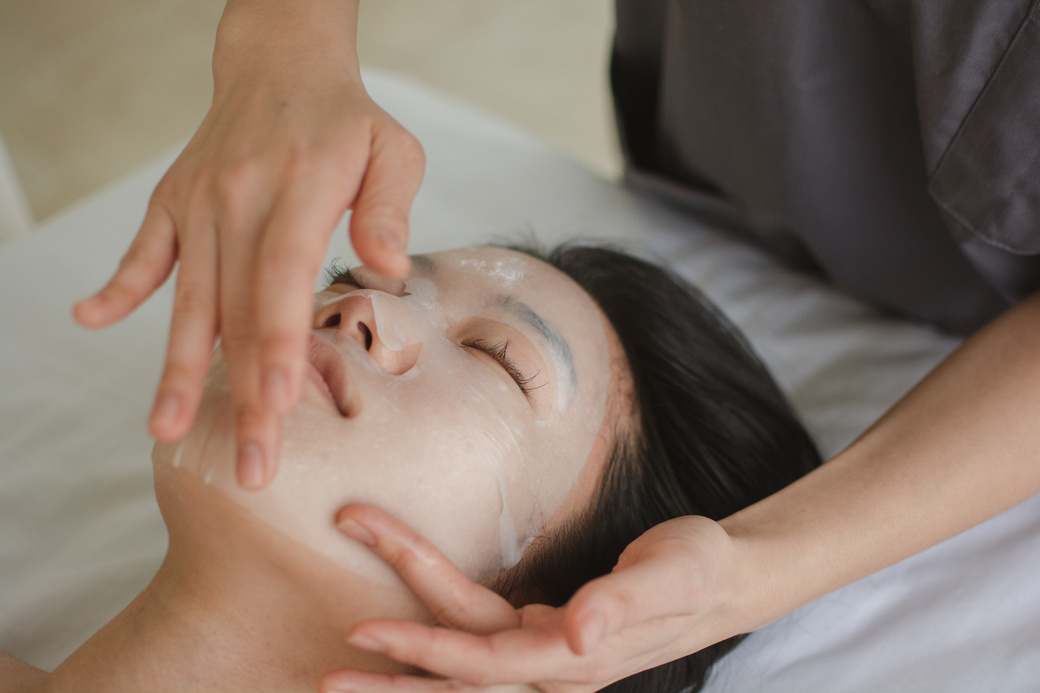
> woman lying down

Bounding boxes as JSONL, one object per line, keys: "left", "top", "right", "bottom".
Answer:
{"left": 3, "top": 243, "right": 820, "bottom": 693}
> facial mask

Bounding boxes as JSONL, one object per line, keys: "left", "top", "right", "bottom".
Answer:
{"left": 154, "top": 248, "right": 612, "bottom": 586}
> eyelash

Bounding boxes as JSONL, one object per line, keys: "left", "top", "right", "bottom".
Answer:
{"left": 323, "top": 261, "right": 366, "bottom": 290}
{"left": 322, "top": 263, "right": 539, "bottom": 398}
{"left": 463, "top": 339, "right": 539, "bottom": 397}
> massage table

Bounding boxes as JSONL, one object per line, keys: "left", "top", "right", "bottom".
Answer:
{"left": 2, "top": 69, "right": 1038, "bottom": 690}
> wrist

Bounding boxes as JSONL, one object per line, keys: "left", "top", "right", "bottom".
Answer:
{"left": 214, "top": 0, "right": 362, "bottom": 85}
{"left": 715, "top": 518, "right": 791, "bottom": 635}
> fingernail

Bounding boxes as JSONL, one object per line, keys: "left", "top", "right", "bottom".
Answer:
{"left": 264, "top": 368, "right": 289, "bottom": 411}
{"left": 347, "top": 633, "right": 387, "bottom": 654}
{"left": 325, "top": 684, "right": 360, "bottom": 693}
{"left": 151, "top": 393, "right": 181, "bottom": 429}
{"left": 338, "top": 518, "right": 376, "bottom": 546}
{"left": 238, "top": 444, "right": 266, "bottom": 490}
{"left": 581, "top": 610, "right": 607, "bottom": 652}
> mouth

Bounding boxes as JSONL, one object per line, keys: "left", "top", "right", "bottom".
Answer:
{"left": 306, "top": 333, "right": 362, "bottom": 418}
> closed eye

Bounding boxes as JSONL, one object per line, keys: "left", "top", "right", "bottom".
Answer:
{"left": 462, "top": 338, "right": 541, "bottom": 397}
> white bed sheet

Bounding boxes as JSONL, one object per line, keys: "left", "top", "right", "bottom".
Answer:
{"left": 1, "top": 69, "right": 1038, "bottom": 689}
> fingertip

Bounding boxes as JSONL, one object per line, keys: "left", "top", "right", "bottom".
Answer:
{"left": 352, "top": 224, "right": 411, "bottom": 278}
{"left": 565, "top": 588, "right": 612, "bottom": 654}
{"left": 360, "top": 248, "right": 410, "bottom": 280}
{"left": 346, "top": 631, "right": 389, "bottom": 655}
{"left": 233, "top": 406, "right": 285, "bottom": 489}
{"left": 72, "top": 305, "right": 93, "bottom": 328}
{"left": 573, "top": 609, "right": 606, "bottom": 655}
{"left": 377, "top": 251, "right": 411, "bottom": 279}
{"left": 337, "top": 517, "right": 377, "bottom": 546}
{"left": 336, "top": 503, "right": 386, "bottom": 529}
{"left": 335, "top": 505, "right": 397, "bottom": 547}
{"left": 318, "top": 670, "right": 358, "bottom": 693}
{"left": 236, "top": 442, "right": 267, "bottom": 490}
{"left": 148, "top": 392, "right": 185, "bottom": 439}
{"left": 72, "top": 295, "right": 108, "bottom": 327}
{"left": 321, "top": 668, "right": 388, "bottom": 693}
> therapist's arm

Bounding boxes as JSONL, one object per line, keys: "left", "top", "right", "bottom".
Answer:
{"left": 324, "top": 291, "right": 1040, "bottom": 691}
{"left": 73, "top": 0, "right": 424, "bottom": 490}
{"left": 0, "top": 651, "right": 46, "bottom": 692}
{"left": 719, "top": 287, "right": 1040, "bottom": 630}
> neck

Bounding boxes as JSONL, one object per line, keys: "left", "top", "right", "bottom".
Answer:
{"left": 37, "top": 471, "right": 425, "bottom": 693}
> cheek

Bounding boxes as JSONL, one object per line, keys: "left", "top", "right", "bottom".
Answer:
{"left": 158, "top": 345, "right": 537, "bottom": 584}
{"left": 259, "top": 409, "right": 519, "bottom": 584}
{"left": 153, "top": 354, "right": 236, "bottom": 483}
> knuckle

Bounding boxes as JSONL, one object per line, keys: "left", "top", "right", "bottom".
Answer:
{"left": 220, "top": 333, "right": 259, "bottom": 365}
{"left": 101, "top": 276, "right": 140, "bottom": 304}
{"left": 118, "top": 239, "right": 152, "bottom": 272}
{"left": 282, "top": 147, "right": 314, "bottom": 181}
{"left": 382, "top": 536, "right": 419, "bottom": 571}
{"left": 394, "top": 130, "right": 426, "bottom": 168}
{"left": 432, "top": 603, "right": 475, "bottom": 631}
{"left": 160, "top": 358, "right": 207, "bottom": 391}
{"left": 235, "top": 407, "right": 266, "bottom": 433}
{"left": 213, "top": 160, "right": 262, "bottom": 226}
{"left": 604, "top": 586, "right": 638, "bottom": 622}
{"left": 220, "top": 319, "right": 260, "bottom": 351}
{"left": 174, "top": 286, "right": 214, "bottom": 321}
{"left": 185, "top": 178, "right": 216, "bottom": 220}
{"left": 218, "top": 157, "right": 263, "bottom": 197}
{"left": 258, "top": 330, "right": 299, "bottom": 359}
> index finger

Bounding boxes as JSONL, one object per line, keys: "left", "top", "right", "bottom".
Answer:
{"left": 253, "top": 168, "right": 355, "bottom": 414}
{"left": 221, "top": 168, "right": 356, "bottom": 489}
{"left": 337, "top": 504, "right": 520, "bottom": 635}
{"left": 344, "top": 614, "right": 599, "bottom": 688}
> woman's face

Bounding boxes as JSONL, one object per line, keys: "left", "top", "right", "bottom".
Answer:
{"left": 153, "top": 247, "right": 616, "bottom": 584}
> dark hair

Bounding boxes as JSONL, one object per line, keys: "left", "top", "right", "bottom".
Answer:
{"left": 494, "top": 243, "right": 822, "bottom": 692}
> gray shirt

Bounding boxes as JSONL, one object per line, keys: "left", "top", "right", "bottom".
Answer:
{"left": 611, "top": 0, "right": 1040, "bottom": 334}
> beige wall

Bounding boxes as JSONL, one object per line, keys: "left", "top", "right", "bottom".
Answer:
{"left": 0, "top": 0, "right": 619, "bottom": 230}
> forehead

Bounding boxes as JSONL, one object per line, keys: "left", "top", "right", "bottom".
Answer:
{"left": 416, "top": 247, "right": 598, "bottom": 338}
{"left": 413, "top": 247, "right": 566, "bottom": 289}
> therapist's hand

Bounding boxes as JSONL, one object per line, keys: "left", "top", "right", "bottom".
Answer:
{"left": 72, "top": 0, "right": 424, "bottom": 489}
{"left": 322, "top": 506, "right": 756, "bottom": 693}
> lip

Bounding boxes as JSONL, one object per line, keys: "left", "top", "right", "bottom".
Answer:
{"left": 306, "top": 333, "right": 361, "bottom": 418}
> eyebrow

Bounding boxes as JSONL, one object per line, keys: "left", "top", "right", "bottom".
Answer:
{"left": 497, "top": 295, "right": 577, "bottom": 396}
{"left": 410, "top": 254, "right": 436, "bottom": 275}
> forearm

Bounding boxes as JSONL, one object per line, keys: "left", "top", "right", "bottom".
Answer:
{"left": 721, "top": 291, "right": 1040, "bottom": 632}
{"left": 0, "top": 651, "right": 46, "bottom": 692}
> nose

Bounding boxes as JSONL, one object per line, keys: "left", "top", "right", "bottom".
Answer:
{"left": 313, "top": 293, "right": 422, "bottom": 376}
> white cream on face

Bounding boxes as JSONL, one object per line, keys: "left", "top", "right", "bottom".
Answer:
{"left": 153, "top": 248, "right": 611, "bottom": 585}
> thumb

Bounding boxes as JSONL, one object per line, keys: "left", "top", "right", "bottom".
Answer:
{"left": 562, "top": 558, "right": 673, "bottom": 655}
{"left": 562, "top": 517, "right": 730, "bottom": 655}
{"left": 349, "top": 126, "right": 425, "bottom": 277}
